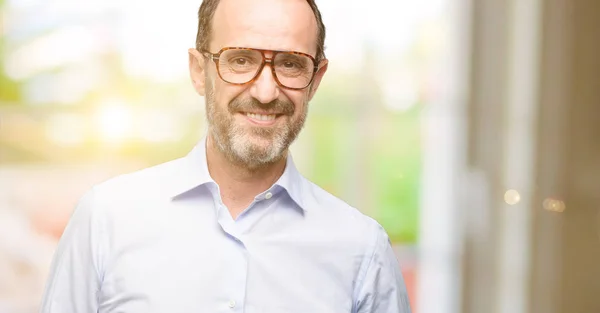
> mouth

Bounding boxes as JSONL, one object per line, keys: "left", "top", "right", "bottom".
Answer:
{"left": 241, "top": 112, "right": 284, "bottom": 126}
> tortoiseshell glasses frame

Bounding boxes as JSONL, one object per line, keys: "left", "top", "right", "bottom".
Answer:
{"left": 201, "top": 47, "right": 321, "bottom": 90}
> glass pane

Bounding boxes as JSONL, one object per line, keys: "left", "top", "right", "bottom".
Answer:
{"left": 274, "top": 53, "right": 312, "bottom": 77}
{"left": 218, "top": 49, "right": 262, "bottom": 82}
{"left": 274, "top": 53, "right": 313, "bottom": 88}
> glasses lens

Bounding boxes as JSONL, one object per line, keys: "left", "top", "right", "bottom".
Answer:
{"left": 274, "top": 53, "right": 315, "bottom": 89}
{"left": 218, "top": 49, "right": 263, "bottom": 84}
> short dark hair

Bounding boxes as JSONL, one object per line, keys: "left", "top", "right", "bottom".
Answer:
{"left": 195, "top": 0, "right": 326, "bottom": 61}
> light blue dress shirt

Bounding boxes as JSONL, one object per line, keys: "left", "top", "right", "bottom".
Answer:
{"left": 40, "top": 137, "right": 411, "bottom": 313}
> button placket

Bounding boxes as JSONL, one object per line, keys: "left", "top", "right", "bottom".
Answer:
{"left": 222, "top": 231, "right": 248, "bottom": 312}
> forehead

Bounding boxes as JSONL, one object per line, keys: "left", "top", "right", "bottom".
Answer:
{"left": 211, "top": 0, "right": 318, "bottom": 56}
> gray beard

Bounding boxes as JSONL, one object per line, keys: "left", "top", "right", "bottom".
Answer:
{"left": 203, "top": 81, "right": 308, "bottom": 171}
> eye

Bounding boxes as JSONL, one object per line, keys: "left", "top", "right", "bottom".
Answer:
{"left": 283, "top": 61, "right": 299, "bottom": 69}
{"left": 232, "top": 57, "right": 249, "bottom": 66}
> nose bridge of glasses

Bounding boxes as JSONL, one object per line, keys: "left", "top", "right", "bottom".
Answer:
{"left": 262, "top": 53, "right": 277, "bottom": 70}
{"left": 255, "top": 61, "right": 278, "bottom": 85}
{"left": 252, "top": 53, "right": 277, "bottom": 82}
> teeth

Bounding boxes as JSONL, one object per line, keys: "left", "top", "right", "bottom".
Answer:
{"left": 246, "top": 113, "right": 276, "bottom": 121}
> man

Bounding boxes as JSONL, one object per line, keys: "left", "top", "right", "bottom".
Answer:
{"left": 39, "top": 0, "right": 412, "bottom": 312}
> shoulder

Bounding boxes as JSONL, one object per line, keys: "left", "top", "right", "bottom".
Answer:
{"left": 91, "top": 157, "right": 186, "bottom": 203}
{"left": 300, "top": 177, "right": 388, "bottom": 247}
{"left": 69, "top": 157, "right": 188, "bottom": 223}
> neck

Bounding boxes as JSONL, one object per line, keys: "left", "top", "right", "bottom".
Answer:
{"left": 205, "top": 134, "right": 287, "bottom": 218}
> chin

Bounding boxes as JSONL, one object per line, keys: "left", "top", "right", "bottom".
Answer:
{"left": 231, "top": 137, "right": 284, "bottom": 165}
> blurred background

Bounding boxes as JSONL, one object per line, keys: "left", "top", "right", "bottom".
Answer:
{"left": 0, "top": 0, "right": 599, "bottom": 312}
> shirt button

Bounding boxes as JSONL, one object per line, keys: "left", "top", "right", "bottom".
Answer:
{"left": 265, "top": 192, "right": 273, "bottom": 200}
{"left": 228, "top": 300, "right": 236, "bottom": 308}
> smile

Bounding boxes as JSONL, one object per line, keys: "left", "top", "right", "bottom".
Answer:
{"left": 239, "top": 112, "right": 284, "bottom": 126}
{"left": 246, "top": 113, "right": 277, "bottom": 121}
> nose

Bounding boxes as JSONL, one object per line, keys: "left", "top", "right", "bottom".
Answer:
{"left": 249, "top": 64, "right": 280, "bottom": 104}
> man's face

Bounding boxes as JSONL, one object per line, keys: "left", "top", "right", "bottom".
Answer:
{"left": 189, "top": 0, "right": 327, "bottom": 170}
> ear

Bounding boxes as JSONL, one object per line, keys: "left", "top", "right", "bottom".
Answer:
{"left": 307, "top": 59, "right": 329, "bottom": 101}
{"left": 188, "top": 48, "right": 207, "bottom": 96}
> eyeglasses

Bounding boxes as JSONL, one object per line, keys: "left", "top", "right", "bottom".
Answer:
{"left": 201, "top": 47, "right": 320, "bottom": 90}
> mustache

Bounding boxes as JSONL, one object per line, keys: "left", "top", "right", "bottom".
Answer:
{"left": 229, "top": 97, "right": 295, "bottom": 116}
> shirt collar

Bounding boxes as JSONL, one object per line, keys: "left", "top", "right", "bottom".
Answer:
{"left": 169, "top": 136, "right": 308, "bottom": 211}
{"left": 168, "top": 136, "right": 214, "bottom": 199}
{"left": 273, "top": 153, "right": 307, "bottom": 210}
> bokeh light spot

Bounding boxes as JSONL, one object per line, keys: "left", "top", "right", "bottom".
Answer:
{"left": 504, "top": 189, "right": 521, "bottom": 205}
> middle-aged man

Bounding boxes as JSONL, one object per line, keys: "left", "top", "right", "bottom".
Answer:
{"left": 39, "top": 0, "right": 412, "bottom": 312}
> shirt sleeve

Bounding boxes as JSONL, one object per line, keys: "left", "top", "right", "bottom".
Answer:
{"left": 39, "top": 188, "right": 104, "bottom": 313}
{"left": 354, "top": 222, "right": 412, "bottom": 313}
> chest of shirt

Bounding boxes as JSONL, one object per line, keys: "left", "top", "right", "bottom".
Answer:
{"left": 97, "top": 201, "right": 363, "bottom": 313}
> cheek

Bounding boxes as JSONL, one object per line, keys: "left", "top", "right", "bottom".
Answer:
{"left": 282, "top": 90, "right": 309, "bottom": 115}
{"left": 213, "top": 81, "right": 246, "bottom": 110}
